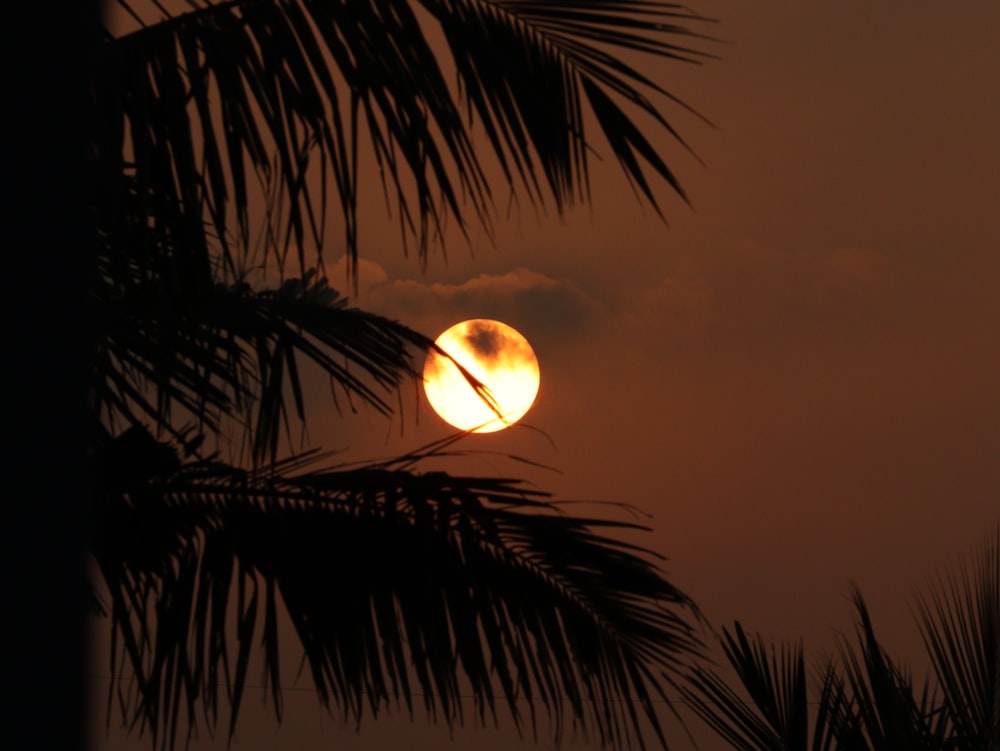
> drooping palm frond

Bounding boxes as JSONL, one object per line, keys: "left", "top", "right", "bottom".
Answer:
{"left": 95, "top": 268, "right": 438, "bottom": 459}
{"left": 418, "top": 0, "right": 715, "bottom": 212}
{"left": 100, "top": 0, "right": 715, "bottom": 279}
{"left": 914, "top": 527, "right": 1000, "bottom": 751}
{"left": 92, "top": 428, "right": 704, "bottom": 751}
{"left": 678, "top": 622, "right": 841, "bottom": 751}
{"left": 95, "top": 267, "right": 503, "bottom": 464}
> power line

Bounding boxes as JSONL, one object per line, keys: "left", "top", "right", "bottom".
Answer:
{"left": 90, "top": 674, "right": 834, "bottom": 706}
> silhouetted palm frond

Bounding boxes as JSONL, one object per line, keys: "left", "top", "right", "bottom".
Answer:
{"left": 100, "top": 0, "right": 715, "bottom": 278}
{"left": 678, "top": 621, "right": 841, "bottom": 751}
{"left": 95, "top": 268, "right": 444, "bottom": 462}
{"left": 92, "top": 429, "right": 703, "bottom": 751}
{"left": 827, "top": 590, "right": 941, "bottom": 751}
{"left": 90, "top": 4, "right": 715, "bottom": 749}
{"left": 679, "top": 532, "right": 999, "bottom": 751}
{"left": 914, "top": 527, "right": 1000, "bottom": 751}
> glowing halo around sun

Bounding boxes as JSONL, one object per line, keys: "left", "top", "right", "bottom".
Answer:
{"left": 423, "top": 319, "right": 540, "bottom": 433}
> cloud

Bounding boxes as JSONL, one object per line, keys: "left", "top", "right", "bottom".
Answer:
{"left": 624, "top": 277, "right": 720, "bottom": 340}
{"left": 615, "top": 242, "right": 892, "bottom": 354}
{"left": 326, "top": 242, "right": 891, "bottom": 367}
{"left": 362, "top": 267, "right": 604, "bottom": 348}
{"left": 824, "top": 246, "right": 890, "bottom": 287}
{"left": 329, "top": 255, "right": 389, "bottom": 298}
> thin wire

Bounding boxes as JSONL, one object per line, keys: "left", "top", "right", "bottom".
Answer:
{"left": 89, "top": 674, "right": 834, "bottom": 706}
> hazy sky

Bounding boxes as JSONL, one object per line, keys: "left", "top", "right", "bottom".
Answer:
{"left": 96, "top": 1, "right": 999, "bottom": 749}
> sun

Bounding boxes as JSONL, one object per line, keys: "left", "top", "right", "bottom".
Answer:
{"left": 423, "top": 319, "right": 540, "bottom": 433}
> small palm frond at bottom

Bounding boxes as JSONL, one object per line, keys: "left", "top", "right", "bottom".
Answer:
{"left": 831, "top": 589, "right": 950, "bottom": 751}
{"left": 91, "top": 432, "right": 704, "bottom": 751}
{"left": 914, "top": 526, "right": 1000, "bottom": 751}
{"left": 678, "top": 621, "right": 840, "bottom": 751}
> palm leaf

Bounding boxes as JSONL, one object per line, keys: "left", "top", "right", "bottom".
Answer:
{"left": 914, "top": 527, "right": 1000, "bottom": 751}
{"left": 830, "top": 589, "right": 947, "bottom": 751}
{"left": 92, "top": 429, "right": 704, "bottom": 750}
{"left": 102, "top": 0, "right": 715, "bottom": 276}
{"left": 95, "top": 269, "right": 493, "bottom": 463}
{"left": 410, "top": 0, "right": 716, "bottom": 214}
{"left": 91, "top": 6, "right": 715, "bottom": 750}
{"left": 679, "top": 621, "right": 840, "bottom": 751}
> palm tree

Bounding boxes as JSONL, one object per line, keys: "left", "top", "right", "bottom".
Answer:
{"left": 90, "top": 1, "right": 716, "bottom": 749}
{"left": 679, "top": 527, "right": 999, "bottom": 751}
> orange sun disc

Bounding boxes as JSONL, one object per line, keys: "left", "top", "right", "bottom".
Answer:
{"left": 423, "top": 319, "right": 540, "bottom": 433}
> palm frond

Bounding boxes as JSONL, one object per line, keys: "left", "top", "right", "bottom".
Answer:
{"left": 831, "top": 590, "right": 947, "bottom": 751}
{"left": 679, "top": 532, "right": 999, "bottom": 751}
{"left": 428, "top": 0, "right": 715, "bottom": 212}
{"left": 95, "top": 266, "right": 502, "bottom": 464}
{"left": 810, "top": 663, "right": 851, "bottom": 751}
{"left": 92, "top": 429, "right": 704, "bottom": 750}
{"left": 95, "top": 269, "right": 444, "bottom": 462}
{"left": 101, "top": 0, "right": 715, "bottom": 278}
{"left": 914, "top": 526, "right": 1000, "bottom": 751}
{"left": 679, "top": 621, "right": 823, "bottom": 751}
{"left": 91, "top": 6, "right": 716, "bottom": 750}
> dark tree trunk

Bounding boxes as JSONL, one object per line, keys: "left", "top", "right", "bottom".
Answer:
{"left": 3, "top": 2, "right": 101, "bottom": 749}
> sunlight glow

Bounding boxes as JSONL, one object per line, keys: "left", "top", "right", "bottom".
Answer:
{"left": 423, "top": 319, "right": 540, "bottom": 433}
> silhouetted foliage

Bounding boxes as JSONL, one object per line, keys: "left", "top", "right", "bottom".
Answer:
{"left": 680, "top": 528, "right": 1000, "bottom": 751}
{"left": 91, "top": 2, "right": 716, "bottom": 749}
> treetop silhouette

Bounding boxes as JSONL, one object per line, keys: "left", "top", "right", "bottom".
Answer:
{"left": 92, "top": 2, "right": 716, "bottom": 749}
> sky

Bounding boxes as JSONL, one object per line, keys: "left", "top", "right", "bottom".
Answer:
{"left": 94, "top": 1, "right": 1000, "bottom": 749}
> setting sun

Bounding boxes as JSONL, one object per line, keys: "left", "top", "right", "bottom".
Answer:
{"left": 423, "top": 319, "right": 540, "bottom": 433}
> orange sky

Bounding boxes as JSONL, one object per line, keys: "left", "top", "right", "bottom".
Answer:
{"left": 95, "top": 2, "right": 999, "bottom": 749}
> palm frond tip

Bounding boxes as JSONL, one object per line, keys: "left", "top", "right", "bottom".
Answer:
{"left": 94, "top": 448, "right": 704, "bottom": 749}
{"left": 101, "top": 0, "right": 715, "bottom": 272}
